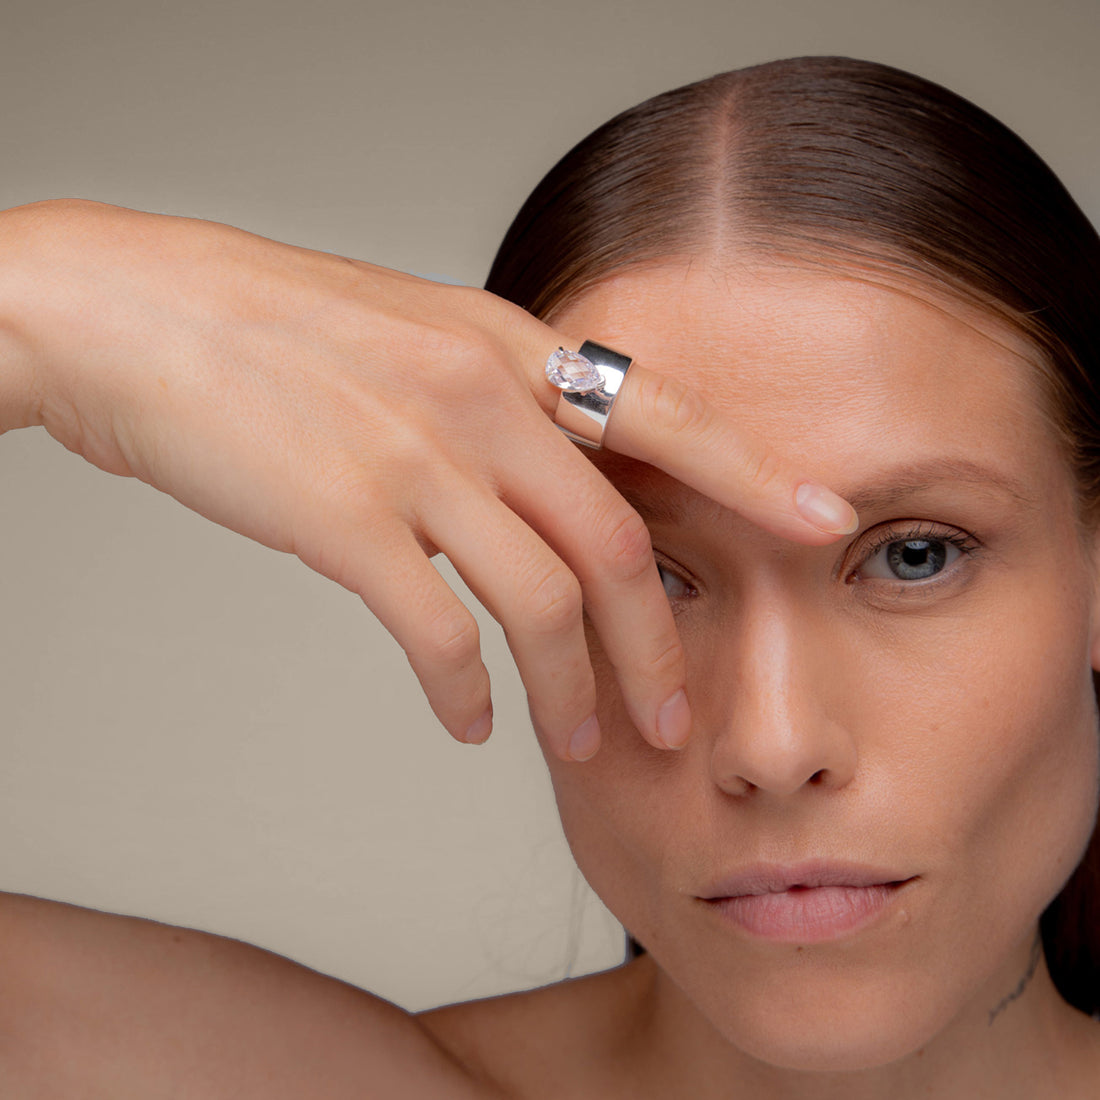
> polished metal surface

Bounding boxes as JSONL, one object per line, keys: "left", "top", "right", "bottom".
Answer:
{"left": 553, "top": 340, "right": 633, "bottom": 448}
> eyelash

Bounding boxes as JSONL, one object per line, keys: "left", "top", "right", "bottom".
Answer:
{"left": 848, "top": 520, "right": 980, "bottom": 585}
{"left": 653, "top": 520, "right": 981, "bottom": 604}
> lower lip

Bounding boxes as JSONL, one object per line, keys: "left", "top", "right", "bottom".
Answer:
{"left": 705, "top": 882, "right": 909, "bottom": 943}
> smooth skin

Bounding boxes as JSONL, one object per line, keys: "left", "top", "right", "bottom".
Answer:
{"left": 2, "top": 209, "right": 1099, "bottom": 1096}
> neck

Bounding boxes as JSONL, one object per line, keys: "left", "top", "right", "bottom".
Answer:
{"left": 618, "top": 944, "right": 1099, "bottom": 1099}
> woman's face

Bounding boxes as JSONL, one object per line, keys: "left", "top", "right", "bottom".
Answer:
{"left": 544, "top": 260, "right": 1100, "bottom": 1072}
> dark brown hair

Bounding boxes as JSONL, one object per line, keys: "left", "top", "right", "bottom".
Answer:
{"left": 485, "top": 56, "right": 1100, "bottom": 1015}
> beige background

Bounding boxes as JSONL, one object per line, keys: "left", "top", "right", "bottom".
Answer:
{"left": 1, "top": 0, "right": 1097, "bottom": 1012}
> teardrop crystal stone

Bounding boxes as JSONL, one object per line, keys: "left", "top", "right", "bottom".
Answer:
{"left": 546, "top": 347, "right": 604, "bottom": 392}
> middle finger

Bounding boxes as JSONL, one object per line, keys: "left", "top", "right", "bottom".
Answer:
{"left": 500, "top": 428, "right": 691, "bottom": 754}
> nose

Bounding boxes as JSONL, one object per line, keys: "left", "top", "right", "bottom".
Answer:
{"left": 706, "top": 600, "right": 858, "bottom": 797}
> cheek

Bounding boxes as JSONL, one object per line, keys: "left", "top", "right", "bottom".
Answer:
{"left": 893, "top": 592, "right": 1100, "bottom": 917}
{"left": 839, "top": 568, "right": 1100, "bottom": 1014}
{"left": 543, "top": 643, "right": 686, "bottom": 937}
{"left": 873, "top": 575, "right": 1097, "bottom": 808}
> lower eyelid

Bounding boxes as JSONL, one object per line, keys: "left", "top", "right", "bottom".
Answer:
{"left": 848, "top": 519, "right": 979, "bottom": 573}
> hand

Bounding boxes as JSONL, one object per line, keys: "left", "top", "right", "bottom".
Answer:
{"left": 0, "top": 200, "right": 856, "bottom": 761}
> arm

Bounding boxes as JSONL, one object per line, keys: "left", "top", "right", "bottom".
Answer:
{"left": 0, "top": 199, "right": 854, "bottom": 1093}
{"left": 0, "top": 198, "right": 854, "bottom": 760}
{"left": 0, "top": 893, "right": 498, "bottom": 1098}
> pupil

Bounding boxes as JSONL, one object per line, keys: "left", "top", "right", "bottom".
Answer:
{"left": 902, "top": 543, "right": 929, "bottom": 566}
{"left": 887, "top": 538, "right": 946, "bottom": 580}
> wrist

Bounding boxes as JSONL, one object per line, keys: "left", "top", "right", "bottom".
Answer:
{"left": 0, "top": 200, "right": 60, "bottom": 433}
{"left": 0, "top": 199, "right": 142, "bottom": 439}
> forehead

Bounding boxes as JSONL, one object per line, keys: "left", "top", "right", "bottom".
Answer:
{"left": 553, "top": 261, "right": 1058, "bottom": 496}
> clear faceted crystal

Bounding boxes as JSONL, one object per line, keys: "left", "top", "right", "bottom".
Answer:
{"left": 546, "top": 347, "right": 603, "bottom": 392}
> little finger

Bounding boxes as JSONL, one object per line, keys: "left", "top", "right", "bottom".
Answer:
{"left": 319, "top": 516, "right": 495, "bottom": 745}
{"left": 417, "top": 482, "right": 600, "bottom": 762}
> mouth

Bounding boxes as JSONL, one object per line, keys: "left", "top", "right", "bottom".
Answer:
{"left": 698, "top": 862, "right": 917, "bottom": 943}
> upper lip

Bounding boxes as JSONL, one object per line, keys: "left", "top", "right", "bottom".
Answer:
{"left": 699, "top": 860, "right": 914, "bottom": 899}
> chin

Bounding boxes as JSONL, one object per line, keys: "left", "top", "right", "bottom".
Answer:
{"left": 681, "top": 962, "right": 961, "bottom": 1074}
{"left": 636, "top": 910, "right": 987, "bottom": 1077}
{"left": 716, "top": 1001, "right": 943, "bottom": 1074}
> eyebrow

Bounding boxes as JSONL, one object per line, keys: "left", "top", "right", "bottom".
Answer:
{"left": 837, "top": 458, "right": 1038, "bottom": 514}
{"left": 617, "top": 457, "right": 1039, "bottom": 527}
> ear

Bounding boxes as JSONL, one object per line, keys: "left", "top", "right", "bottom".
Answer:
{"left": 1089, "top": 530, "right": 1100, "bottom": 672}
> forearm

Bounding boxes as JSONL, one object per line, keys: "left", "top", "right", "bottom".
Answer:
{"left": 0, "top": 199, "right": 60, "bottom": 434}
{"left": 0, "top": 198, "right": 292, "bottom": 480}
{"left": 0, "top": 198, "right": 149, "bottom": 446}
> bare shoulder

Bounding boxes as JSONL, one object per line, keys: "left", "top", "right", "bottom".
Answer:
{"left": 0, "top": 891, "right": 496, "bottom": 1099}
{"left": 418, "top": 956, "right": 655, "bottom": 1100}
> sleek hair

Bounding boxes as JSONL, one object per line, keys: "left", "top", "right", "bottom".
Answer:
{"left": 485, "top": 56, "right": 1100, "bottom": 1015}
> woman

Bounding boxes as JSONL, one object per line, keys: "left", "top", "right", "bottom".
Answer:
{"left": 0, "top": 56, "right": 1098, "bottom": 1095}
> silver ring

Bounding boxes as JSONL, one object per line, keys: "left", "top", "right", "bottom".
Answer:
{"left": 545, "top": 341, "right": 633, "bottom": 449}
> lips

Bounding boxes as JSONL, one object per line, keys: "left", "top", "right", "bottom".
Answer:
{"left": 699, "top": 862, "right": 915, "bottom": 943}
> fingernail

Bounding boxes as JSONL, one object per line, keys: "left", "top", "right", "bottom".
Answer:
{"left": 795, "top": 482, "right": 859, "bottom": 535}
{"left": 463, "top": 709, "right": 493, "bottom": 745}
{"left": 657, "top": 689, "right": 691, "bottom": 749}
{"left": 567, "top": 714, "right": 601, "bottom": 761}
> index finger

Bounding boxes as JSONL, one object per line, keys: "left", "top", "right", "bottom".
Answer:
{"left": 603, "top": 363, "right": 858, "bottom": 544}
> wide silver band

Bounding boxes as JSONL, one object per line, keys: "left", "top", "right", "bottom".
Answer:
{"left": 553, "top": 341, "right": 633, "bottom": 449}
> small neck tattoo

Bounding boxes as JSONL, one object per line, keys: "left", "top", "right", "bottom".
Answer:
{"left": 988, "top": 934, "right": 1043, "bottom": 1026}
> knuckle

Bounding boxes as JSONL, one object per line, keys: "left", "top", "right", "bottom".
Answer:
{"left": 422, "top": 605, "right": 481, "bottom": 671}
{"left": 645, "top": 634, "right": 685, "bottom": 681}
{"left": 740, "top": 445, "right": 787, "bottom": 496}
{"left": 311, "top": 454, "right": 378, "bottom": 510}
{"left": 643, "top": 374, "right": 711, "bottom": 437}
{"left": 422, "top": 326, "right": 503, "bottom": 397}
{"left": 599, "top": 507, "right": 654, "bottom": 582}
{"left": 301, "top": 505, "right": 400, "bottom": 591}
{"left": 520, "top": 568, "right": 582, "bottom": 635}
{"left": 434, "top": 673, "right": 490, "bottom": 729}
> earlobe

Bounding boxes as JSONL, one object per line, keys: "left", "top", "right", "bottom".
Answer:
{"left": 1088, "top": 534, "right": 1100, "bottom": 672}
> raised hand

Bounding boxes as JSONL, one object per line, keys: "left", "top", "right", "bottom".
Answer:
{"left": 0, "top": 200, "right": 855, "bottom": 762}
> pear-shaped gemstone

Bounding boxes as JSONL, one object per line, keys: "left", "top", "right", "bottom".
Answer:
{"left": 546, "top": 347, "right": 603, "bottom": 392}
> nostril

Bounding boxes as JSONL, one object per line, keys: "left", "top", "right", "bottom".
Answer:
{"left": 809, "top": 769, "right": 826, "bottom": 785}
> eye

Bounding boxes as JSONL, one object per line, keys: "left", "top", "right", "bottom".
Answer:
{"left": 870, "top": 537, "right": 958, "bottom": 580}
{"left": 656, "top": 560, "right": 695, "bottom": 602}
{"left": 855, "top": 525, "right": 975, "bottom": 584}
